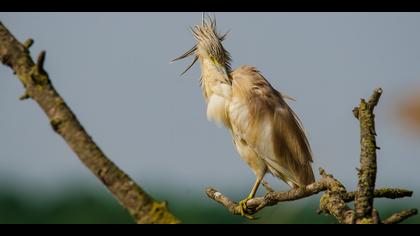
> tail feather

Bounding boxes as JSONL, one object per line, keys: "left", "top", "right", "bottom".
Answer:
{"left": 299, "top": 163, "right": 315, "bottom": 187}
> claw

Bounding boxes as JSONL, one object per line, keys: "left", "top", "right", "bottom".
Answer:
{"left": 238, "top": 197, "right": 256, "bottom": 220}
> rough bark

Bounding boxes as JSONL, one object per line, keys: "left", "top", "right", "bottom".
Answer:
{"left": 0, "top": 21, "right": 180, "bottom": 224}
{"left": 353, "top": 88, "right": 382, "bottom": 223}
{"left": 382, "top": 209, "right": 418, "bottom": 224}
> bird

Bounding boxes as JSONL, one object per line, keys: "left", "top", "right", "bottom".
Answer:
{"left": 172, "top": 15, "right": 315, "bottom": 218}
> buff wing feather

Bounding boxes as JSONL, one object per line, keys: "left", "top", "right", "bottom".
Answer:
{"left": 229, "top": 66, "right": 315, "bottom": 187}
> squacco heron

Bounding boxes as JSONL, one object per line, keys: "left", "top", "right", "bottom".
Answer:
{"left": 172, "top": 15, "right": 315, "bottom": 219}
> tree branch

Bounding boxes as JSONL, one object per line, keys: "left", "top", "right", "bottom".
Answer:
{"left": 207, "top": 168, "right": 357, "bottom": 223}
{"left": 0, "top": 21, "right": 180, "bottom": 224}
{"left": 343, "top": 188, "right": 413, "bottom": 202}
{"left": 353, "top": 88, "right": 382, "bottom": 223}
{"left": 382, "top": 209, "right": 418, "bottom": 224}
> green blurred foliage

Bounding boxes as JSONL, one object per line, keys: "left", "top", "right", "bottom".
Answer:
{"left": 0, "top": 187, "right": 418, "bottom": 224}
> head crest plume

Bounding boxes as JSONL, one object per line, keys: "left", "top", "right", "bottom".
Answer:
{"left": 172, "top": 13, "right": 231, "bottom": 76}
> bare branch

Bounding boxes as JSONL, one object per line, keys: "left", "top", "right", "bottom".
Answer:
{"left": 36, "top": 50, "right": 46, "bottom": 75}
{"left": 382, "top": 209, "right": 418, "bottom": 224}
{"left": 206, "top": 180, "right": 327, "bottom": 216}
{"left": 372, "top": 208, "right": 381, "bottom": 224}
{"left": 0, "top": 21, "right": 180, "bottom": 224}
{"left": 367, "top": 87, "right": 383, "bottom": 111}
{"left": 343, "top": 188, "right": 413, "bottom": 202}
{"left": 206, "top": 188, "right": 241, "bottom": 215}
{"left": 23, "top": 38, "right": 33, "bottom": 49}
{"left": 354, "top": 88, "right": 382, "bottom": 222}
{"left": 317, "top": 169, "right": 355, "bottom": 224}
{"left": 207, "top": 168, "right": 356, "bottom": 223}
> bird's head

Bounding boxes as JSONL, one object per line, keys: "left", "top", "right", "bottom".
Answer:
{"left": 172, "top": 15, "right": 231, "bottom": 75}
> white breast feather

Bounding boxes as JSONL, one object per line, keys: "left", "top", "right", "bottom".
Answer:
{"left": 228, "top": 98, "right": 250, "bottom": 134}
{"left": 207, "top": 95, "right": 229, "bottom": 127}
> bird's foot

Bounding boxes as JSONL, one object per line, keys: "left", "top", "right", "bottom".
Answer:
{"left": 238, "top": 196, "right": 256, "bottom": 220}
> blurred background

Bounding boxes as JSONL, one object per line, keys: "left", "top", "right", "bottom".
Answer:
{"left": 0, "top": 12, "right": 419, "bottom": 224}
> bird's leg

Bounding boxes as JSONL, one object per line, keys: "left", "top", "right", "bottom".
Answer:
{"left": 238, "top": 177, "right": 262, "bottom": 219}
{"left": 262, "top": 180, "right": 275, "bottom": 193}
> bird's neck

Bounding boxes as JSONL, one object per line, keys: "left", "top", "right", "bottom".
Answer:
{"left": 199, "top": 57, "right": 232, "bottom": 101}
{"left": 200, "top": 57, "right": 230, "bottom": 79}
